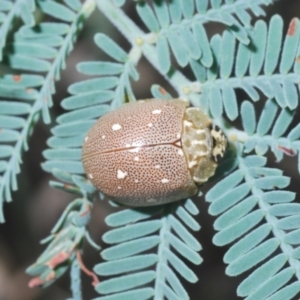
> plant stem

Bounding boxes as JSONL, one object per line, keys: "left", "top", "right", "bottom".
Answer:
{"left": 96, "top": 0, "right": 191, "bottom": 96}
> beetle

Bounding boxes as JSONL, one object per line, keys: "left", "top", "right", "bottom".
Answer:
{"left": 82, "top": 99, "right": 227, "bottom": 206}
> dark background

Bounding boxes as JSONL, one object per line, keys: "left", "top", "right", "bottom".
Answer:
{"left": 1, "top": 1, "right": 300, "bottom": 299}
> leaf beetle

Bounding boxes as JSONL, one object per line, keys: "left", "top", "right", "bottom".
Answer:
{"left": 82, "top": 99, "right": 227, "bottom": 205}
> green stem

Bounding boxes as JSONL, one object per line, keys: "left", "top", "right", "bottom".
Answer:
{"left": 96, "top": 0, "right": 191, "bottom": 95}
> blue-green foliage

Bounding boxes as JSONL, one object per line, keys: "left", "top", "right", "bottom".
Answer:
{"left": 241, "top": 99, "right": 300, "bottom": 164}
{"left": 0, "top": 0, "right": 35, "bottom": 60}
{"left": 3, "top": 0, "right": 300, "bottom": 299}
{"left": 94, "top": 200, "right": 201, "bottom": 299}
{"left": 136, "top": 0, "right": 273, "bottom": 73}
{"left": 26, "top": 197, "right": 98, "bottom": 288}
{"left": 197, "top": 16, "right": 300, "bottom": 122}
{"left": 69, "top": 259, "right": 83, "bottom": 300}
{"left": 0, "top": 0, "right": 94, "bottom": 222}
{"left": 207, "top": 155, "right": 300, "bottom": 299}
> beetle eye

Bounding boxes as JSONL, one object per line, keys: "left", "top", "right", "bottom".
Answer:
{"left": 210, "top": 125, "right": 219, "bottom": 149}
{"left": 209, "top": 124, "right": 227, "bottom": 163}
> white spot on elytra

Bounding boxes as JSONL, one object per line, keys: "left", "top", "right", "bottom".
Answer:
{"left": 132, "top": 141, "right": 143, "bottom": 147}
{"left": 154, "top": 165, "right": 160, "bottom": 169}
{"left": 117, "top": 169, "right": 127, "bottom": 179}
{"left": 85, "top": 136, "right": 89, "bottom": 142}
{"left": 112, "top": 123, "right": 122, "bottom": 131}
{"left": 152, "top": 109, "right": 162, "bottom": 114}
{"left": 117, "top": 186, "right": 122, "bottom": 189}
{"left": 178, "top": 149, "right": 184, "bottom": 156}
{"left": 134, "top": 156, "right": 139, "bottom": 161}
{"left": 134, "top": 179, "right": 139, "bottom": 183}
{"left": 128, "top": 147, "right": 140, "bottom": 153}
{"left": 147, "top": 198, "right": 157, "bottom": 203}
{"left": 125, "top": 144, "right": 131, "bottom": 147}
{"left": 102, "top": 135, "right": 106, "bottom": 139}
{"left": 176, "top": 133, "right": 181, "bottom": 139}
{"left": 161, "top": 178, "right": 169, "bottom": 183}
{"left": 148, "top": 123, "right": 153, "bottom": 127}
{"left": 88, "top": 174, "right": 93, "bottom": 179}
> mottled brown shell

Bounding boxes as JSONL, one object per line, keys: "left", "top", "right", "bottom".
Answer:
{"left": 82, "top": 99, "right": 226, "bottom": 206}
